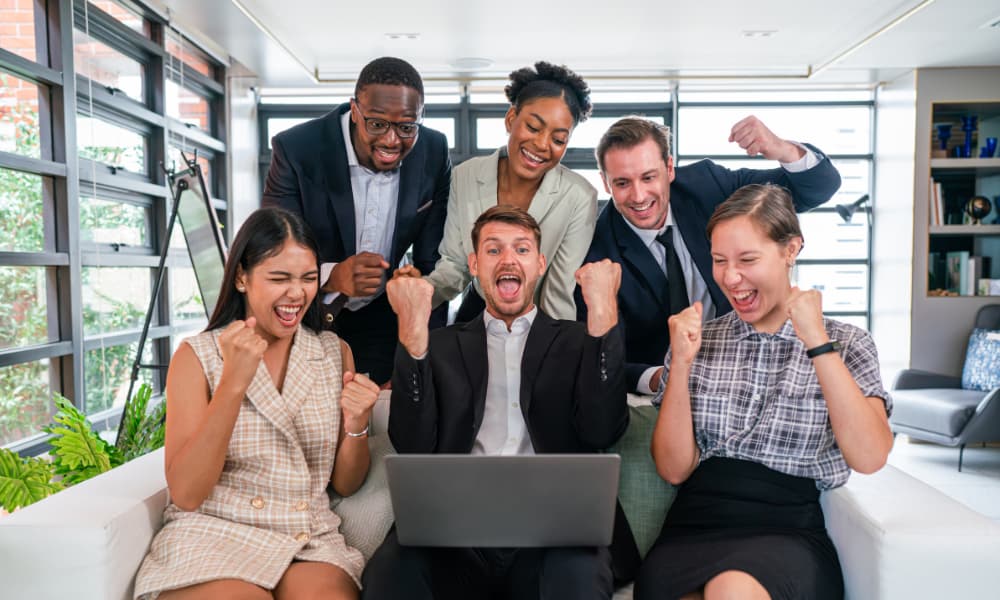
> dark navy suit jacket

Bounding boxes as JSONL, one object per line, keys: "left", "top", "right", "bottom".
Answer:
{"left": 261, "top": 103, "right": 451, "bottom": 382}
{"left": 576, "top": 146, "right": 842, "bottom": 391}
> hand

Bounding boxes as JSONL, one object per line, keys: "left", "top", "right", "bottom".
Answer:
{"left": 729, "top": 115, "right": 805, "bottom": 163}
{"left": 217, "top": 317, "right": 267, "bottom": 394}
{"left": 392, "top": 265, "right": 422, "bottom": 279}
{"left": 327, "top": 252, "right": 390, "bottom": 297}
{"left": 386, "top": 276, "right": 434, "bottom": 357}
{"left": 786, "top": 287, "right": 829, "bottom": 348}
{"left": 341, "top": 371, "right": 380, "bottom": 435}
{"left": 649, "top": 366, "right": 665, "bottom": 393}
{"left": 668, "top": 302, "right": 703, "bottom": 367}
{"left": 575, "top": 259, "right": 621, "bottom": 337}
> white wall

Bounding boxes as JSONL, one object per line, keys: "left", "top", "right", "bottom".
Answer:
{"left": 226, "top": 61, "right": 260, "bottom": 234}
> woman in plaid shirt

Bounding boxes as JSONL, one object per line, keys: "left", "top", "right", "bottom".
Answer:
{"left": 636, "top": 184, "right": 893, "bottom": 600}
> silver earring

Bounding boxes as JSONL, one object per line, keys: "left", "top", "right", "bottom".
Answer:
{"left": 236, "top": 285, "right": 246, "bottom": 292}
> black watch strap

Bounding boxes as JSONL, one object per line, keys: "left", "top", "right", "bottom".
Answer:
{"left": 806, "top": 340, "right": 841, "bottom": 358}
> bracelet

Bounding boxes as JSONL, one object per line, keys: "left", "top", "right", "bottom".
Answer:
{"left": 345, "top": 424, "right": 369, "bottom": 438}
{"left": 805, "top": 340, "right": 841, "bottom": 358}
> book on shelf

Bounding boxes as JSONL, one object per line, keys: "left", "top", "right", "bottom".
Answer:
{"left": 929, "top": 178, "right": 944, "bottom": 226}
{"left": 945, "top": 251, "right": 970, "bottom": 294}
{"left": 979, "top": 279, "right": 1000, "bottom": 296}
{"left": 967, "top": 256, "right": 988, "bottom": 296}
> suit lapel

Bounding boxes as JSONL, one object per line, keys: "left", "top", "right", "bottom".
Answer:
{"left": 456, "top": 317, "right": 489, "bottom": 434}
{"left": 526, "top": 166, "right": 562, "bottom": 224}
{"left": 519, "top": 311, "right": 559, "bottom": 415}
{"left": 323, "top": 105, "right": 357, "bottom": 256}
{"left": 670, "top": 196, "right": 731, "bottom": 312}
{"left": 391, "top": 138, "right": 427, "bottom": 265}
{"left": 610, "top": 206, "right": 670, "bottom": 307}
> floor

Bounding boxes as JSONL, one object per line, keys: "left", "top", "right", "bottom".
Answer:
{"left": 887, "top": 437, "right": 1000, "bottom": 520}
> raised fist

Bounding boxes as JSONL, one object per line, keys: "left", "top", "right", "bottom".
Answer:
{"left": 786, "top": 287, "right": 828, "bottom": 348}
{"left": 217, "top": 317, "right": 267, "bottom": 393}
{"left": 328, "top": 252, "right": 390, "bottom": 297}
{"left": 575, "top": 259, "right": 621, "bottom": 337}
{"left": 668, "top": 302, "right": 703, "bottom": 367}
{"left": 341, "top": 371, "right": 380, "bottom": 435}
{"left": 729, "top": 115, "right": 804, "bottom": 163}
{"left": 386, "top": 276, "right": 434, "bottom": 357}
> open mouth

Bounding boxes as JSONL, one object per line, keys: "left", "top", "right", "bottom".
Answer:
{"left": 730, "top": 289, "right": 758, "bottom": 312}
{"left": 495, "top": 273, "right": 522, "bottom": 301}
{"left": 519, "top": 147, "right": 546, "bottom": 168}
{"left": 274, "top": 304, "right": 303, "bottom": 326}
{"left": 374, "top": 146, "right": 401, "bottom": 164}
{"left": 626, "top": 198, "right": 657, "bottom": 217}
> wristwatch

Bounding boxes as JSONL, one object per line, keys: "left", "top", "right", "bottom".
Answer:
{"left": 806, "top": 340, "right": 842, "bottom": 358}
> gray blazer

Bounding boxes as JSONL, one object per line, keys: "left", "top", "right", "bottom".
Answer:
{"left": 424, "top": 148, "right": 598, "bottom": 320}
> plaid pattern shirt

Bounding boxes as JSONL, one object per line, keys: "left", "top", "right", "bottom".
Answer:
{"left": 654, "top": 311, "right": 891, "bottom": 490}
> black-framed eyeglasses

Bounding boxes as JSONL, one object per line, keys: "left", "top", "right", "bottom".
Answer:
{"left": 353, "top": 99, "right": 421, "bottom": 139}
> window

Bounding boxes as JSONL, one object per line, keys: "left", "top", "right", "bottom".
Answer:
{"left": 74, "top": 29, "right": 145, "bottom": 102}
{"left": 166, "top": 78, "right": 211, "bottom": 132}
{"left": 0, "top": 73, "right": 42, "bottom": 159}
{"left": 77, "top": 113, "right": 147, "bottom": 174}
{"left": 80, "top": 195, "right": 151, "bottom": 248}
{"left": 0, "top": 360, "right": 54, "bottom": 447}
{"left": 0, "top": 169, "right": 46, "bottom": 252}
{"left": 0, "top": 1, "right": 41, "bottom": 62}
{"left": 0, "top": 266, "right": 51, "bottom": 350}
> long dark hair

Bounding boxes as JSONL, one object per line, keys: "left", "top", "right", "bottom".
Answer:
{"left": 205, "top": 207, "right": 323, "bottom": 333}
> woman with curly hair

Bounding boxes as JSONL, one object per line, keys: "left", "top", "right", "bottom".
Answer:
{"left": 420, "top": 61, "right": 597, "bottom": 322}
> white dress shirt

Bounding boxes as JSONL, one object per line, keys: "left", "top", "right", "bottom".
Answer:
{"left": 472, "top": 307, "right": 538, "bottom": 456}
{"left": 319, "top": 110, "right": 401, "bottom": 310}
{"left": 631, "top": 143, "right": 819, "bottom": 394}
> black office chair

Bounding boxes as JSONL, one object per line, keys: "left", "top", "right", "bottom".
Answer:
{"left": 890, "top": 304, "right": 1000, "bottom": 471}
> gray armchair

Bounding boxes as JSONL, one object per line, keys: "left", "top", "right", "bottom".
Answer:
{"left": 890, "top": 304, "right": 1000, "bottom": 470}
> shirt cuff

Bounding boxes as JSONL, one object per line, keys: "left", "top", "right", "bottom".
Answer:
{"left": 320, "top": 262, "right": 341, "bottom": 305}
{"left": 637, "top": 365, "right": 661, "bottom": 395}
{"left": 780, "top": 141, "right": 820, "bottom": 173}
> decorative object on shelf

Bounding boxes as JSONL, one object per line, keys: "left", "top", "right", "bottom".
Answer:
{"left": 981, "top": 136, "right": 998, "bottom": 158}
{"left": 964, "top": 195, "right": 993, "bottom": 225}
{"left": 960, "top": 115, "right": 978, "bottom": 159}
{"left": 934, "top": 123, "right": 952, "bottom": 158}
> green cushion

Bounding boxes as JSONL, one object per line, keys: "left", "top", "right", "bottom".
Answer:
{"left": 609, "top": 404, "right": 677, "bottom": 558}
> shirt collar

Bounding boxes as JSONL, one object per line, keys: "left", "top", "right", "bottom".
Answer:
{"left": 621, "top": 205, "right": 675, "bottom": 248}
{"left": 484, "top": 305, "right": 538, "bottom": 335}
{"left": 726, "top": 310, "right": 799, "bottom": 342}
{"left": 340, "top": 110, "right": 401, "bottom": 174}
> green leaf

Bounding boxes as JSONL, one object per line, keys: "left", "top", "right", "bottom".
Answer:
{"left": 42, "top": 396, "right": 120, "bottom": 486}
{"left": 0, "top": 448, "right": 61, "bottom": 512}
{"left": 117, "top": 384, "right": 166, "bottom": 462}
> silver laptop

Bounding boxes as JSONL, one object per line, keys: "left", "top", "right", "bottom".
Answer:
{"left": 385, "top": 454, "right": 620, "bottom": 547}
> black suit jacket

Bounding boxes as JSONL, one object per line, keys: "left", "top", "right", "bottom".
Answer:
{"left": 261, "top": 103, "right": 451, "bottom": 381}
{"left": 577, "top": 147, "right": 841, "bottom": 391}
{"left": 389, "top": 310, "right": 638, "bottom": 581}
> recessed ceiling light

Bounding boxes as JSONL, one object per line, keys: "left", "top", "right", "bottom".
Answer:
{"left": 385, "top": 32, "right": 420, "bottom": 40}
{"left": 981, "top": 14, "right": 1000, "bottom": 28}
{"left": 741, "top": 30, "right": 777, "bottom": 38}
{"left": 451, "top": 57, "right": 493, "bottom": 71}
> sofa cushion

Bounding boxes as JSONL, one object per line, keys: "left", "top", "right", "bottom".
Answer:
{"left": 329, "top": 434, "right": 395, "bottom": 561}
{"left": 962, "top": 328, "right": 1000, "bottom": 392}
{"left": 889, "top": 388, "right": 986, "bottom": 436}
{"left": 608, "top": 404, "right": 676, "bottom": 558}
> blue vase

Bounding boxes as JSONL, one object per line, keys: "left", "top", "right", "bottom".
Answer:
{"left": 936, "top": 124, "right": 952, "bottom": 151}
{"left": 961, "top": 116, "right": 978, "bottom": 159}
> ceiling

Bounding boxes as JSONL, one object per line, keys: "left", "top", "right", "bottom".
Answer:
{"left": 151, "top": 0, "right": 1000, "bottom": 90}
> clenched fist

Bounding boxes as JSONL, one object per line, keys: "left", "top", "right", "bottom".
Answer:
{"left": 786, "top": 287, "right": 828, "bottom": 348}
{"left": 575, "top": 259, "right": 621, "bottom": 337}
{"left": 668, "top": 302, "right": 703, "bottom": 367}
{"left": 327, "top": 252, "right": 390, "bottom": 297}
{"left": 729, "top": 115, "right": 804, "bottom": 163}
{"left": 386, "top": 276, "right": 434, "bottom": 357}
{"left": 217, "top": 317, "right": 267, "bottom": 395}
{"left": 341, "top": 371, "right": 380, "bottom": 436}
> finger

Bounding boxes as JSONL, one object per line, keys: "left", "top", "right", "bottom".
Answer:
{"left": 692, "top": 301, "right": 703, "bottom": 320}
{"left": 244, "top": 316, "right": 257, "bottom": 331}
{"left": 351, "top": 372, "right": 381, "bottom": 393}
{"left": 343, "top": 370, "right": 355, "bottom": 386}
{"left": 729, "top": 116, "right": 754, "bottom": 142}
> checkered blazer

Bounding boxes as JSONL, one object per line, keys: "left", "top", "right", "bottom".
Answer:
{"left": 134, "top": 327, "right": 364, "bottom": 598}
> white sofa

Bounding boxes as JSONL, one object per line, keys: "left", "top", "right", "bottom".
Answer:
{"left": 3, "top": 397, "right": 1000, "bottom": 600}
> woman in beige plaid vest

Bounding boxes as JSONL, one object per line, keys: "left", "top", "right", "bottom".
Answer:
{"left": 135, "top": 207, "right": 379, "bottom": 600}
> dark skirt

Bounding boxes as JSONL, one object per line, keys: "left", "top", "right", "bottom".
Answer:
{"left": 634, "top": 457, "right": 844, "bottom": 600}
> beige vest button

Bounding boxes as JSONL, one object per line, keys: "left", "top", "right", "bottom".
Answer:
{"left": 295, "top": 532, "right": 310, "bottom": 543}
{"left": 250, "top": 496, "right": 265, "bottom": 509}
{"left": 294, "top": 500, "right": 309, "bottom": 511}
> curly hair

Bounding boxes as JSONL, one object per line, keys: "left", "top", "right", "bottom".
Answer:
{"left": 504, "top": 61, "right": 592, "bottom": 125}
{"left": 355, "top": 56, "right": 424, "bottom": 99}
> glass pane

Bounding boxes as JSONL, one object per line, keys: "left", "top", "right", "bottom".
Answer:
{"left": 798, "top": 212, "right": 868, "bottom": 261}
{"left": 0, "top": 266, "right": 49, "bottom": 350}
{"left": 589, "top": 90, "right": 671, "bottom": 104}
{"left": 74, "top": 29, "right": 145, "bottom": 102}
{"left": 166, "top": 79, "right": 210, "bottom": 132}
{"left": 166, "top": 34, "right": 214, "bottom": 77}
{"left": 170, "top": 265, "right": 207, "bottom": 322}
{"left": 0, "top": 360, "right": 53, "bottom": 446}
{"left": 89, "top": 0, "right": 148, "bottom": 35}
{"left": 422, "top": 117, "right": 455, "bottom": 149}
{"left": 77, "top": 114, "right": 147, "bottom": 174}
{"left": 82, "top": 267, "right": 150, "bottom": 335}
{"left": 792, "top": 264, "right": 868, "bottom": 313}
{"left": 678, "top": 90, "right": 874, "bottom": 103}
{"left": 80, "top": 196, "right": 149, "bottom": 247}
{"left": 570, "top": 116, "right": 665, "bottom": 150}
{"left": 476, "top": 117, "right": 506, "bottom": 149}
{"left": 85, "top": 342, "right": 151, "bottom": 414}
{"left": 168, "top": 145, "right": 212, "bottom": 189}
{"left": 677, "top": 106, "right": 871, "bottom": 156}
{"left": 0, "top": 1, "right": 38, "bottom": 62}
{"left": 267, "top": 117, "right": 309, "bottom": 147}
{"left": 0, "top": 73, "right": 41, "bottom": 158}
{"left": 573, "top": 168, "right": 610, "bottom": 202}
{"left": 0, "top": 169, "right": 44, "bottom": 252}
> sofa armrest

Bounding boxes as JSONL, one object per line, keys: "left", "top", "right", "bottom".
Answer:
{"left": 821, "top": 464, "right": 1000, "bottom": 600}
{"left": 0, "top": 448, "right": 168, "bottom": 600}
{"left": 892, "top": 368, "right": 962, "bottom": 390}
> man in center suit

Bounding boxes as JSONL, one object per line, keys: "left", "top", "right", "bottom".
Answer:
{"left": 577, "top": 116, "right": 842, "bottom": 395}
{"left": 262, "top": 56, "right": 451, "bottom": 384}
{"left": 361, "top": 205, "right": 628, "bottom": 600}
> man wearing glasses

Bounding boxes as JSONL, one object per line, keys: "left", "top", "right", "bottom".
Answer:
{"left": 263, "top": 56, "right": 451, "bottom": 384}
